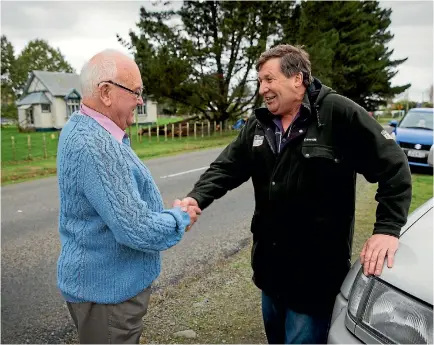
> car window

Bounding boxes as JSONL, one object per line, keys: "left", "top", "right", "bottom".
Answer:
{"left": 399, "top": 110, "right": 433, "bottom": 130}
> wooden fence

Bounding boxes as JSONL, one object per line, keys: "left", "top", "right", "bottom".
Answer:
{"left": 3, "top": 120, "right": 237, "bottom": 163}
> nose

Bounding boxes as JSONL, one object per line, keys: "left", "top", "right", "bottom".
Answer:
{"left": 259, "top": 82, "right": 268, "bottom": 96}
{"left": 137, "top": 95, "right": 144, "bottom": 105}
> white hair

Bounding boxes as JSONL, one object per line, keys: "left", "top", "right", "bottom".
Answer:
{"left": 80, "top": 49, "right": 127, "bottom": 98}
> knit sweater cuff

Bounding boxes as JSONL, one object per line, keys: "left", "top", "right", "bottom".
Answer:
{"left": 163, "top": 207, "right": 191, "bottom": 231}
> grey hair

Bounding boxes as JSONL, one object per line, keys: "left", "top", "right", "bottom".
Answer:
{"left": 79, "top": 49, "right": 123, "bottom": 98}
{"left": 256, "top": 44, "right": 313, "bottom": 87}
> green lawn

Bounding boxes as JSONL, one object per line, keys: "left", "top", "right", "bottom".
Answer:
{"left": 351, "top": 172, "right": 433, "bottom": 261}
{"left": 156, "top": 116, "right": 183, "bottom": 125}
{"left": 1, "top": 127, "right": 60, "bottom": 162}
{"left": 1, "top": 117, "right": 224, "bottom": 163}
{"left": 376, "top": 116, "right": 403, "bottom": 125}
{"left": 1, "top": 132, "right": 239, "bottom": 185}
{"left": 1, "top": 117, "right": 186, "bottom": 163}
{"left": 409, "top": 173, "right": 433, "bottom": 213}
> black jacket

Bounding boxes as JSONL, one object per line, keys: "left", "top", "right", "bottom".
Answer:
{"left": 187, "top": 79, "right": 412, "bottom": 315}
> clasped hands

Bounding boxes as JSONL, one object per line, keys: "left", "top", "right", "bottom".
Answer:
{"left": 173, "top": 197, "right": 202, "bottom": 231}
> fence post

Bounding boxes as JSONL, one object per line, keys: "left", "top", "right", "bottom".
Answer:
{"left": 194, "top": 122, "right": 197, "bottom": 139}
{"left": 11, "top": 136, "right": 16, "bottom": 161}
{"left": 171, "top": 124, "right": 175, "bottom": 140}
{"left": 179, "top": 123, "right": 182, "bottom": 138}
{"left": 27, "top": 135, "right": 32, "bottom": 160}
{"left": 186, "top": 123, "right": 189, "bottom": 137}
{"left": 214, "top": 121, "right": 217, "bottom": 136}
{"left": 220, "top": 121, "right": 223, "bottom": 136}
{"left": 148, "top": 125, "right": 151, "bottom": 142}
{"left": 207, "top": 120, "right": 211, "bottom": 137}
{"left": 164, "top": 124, "right": 167, "bottom": 141}
{"left": 43, "top": 133, "right": 48, "bottom": 159}
{"left": 139, "top": 127, "right": 143, "bottom": 143}
{"left": 201, "top": 121, "right": 204, "bottom": 138}
{"left": 156, "top": 125, "right": 160, "bottom": 142}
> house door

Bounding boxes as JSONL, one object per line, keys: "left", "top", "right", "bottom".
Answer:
{"left": 26, "top": 108, "right": 34, "bottom": 125}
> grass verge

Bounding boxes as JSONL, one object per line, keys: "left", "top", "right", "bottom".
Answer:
{"left": 137, "top": 173, "right": 432, "bottom": 344}
{"left": 376, "top": 116, "right": 402, "bottom": 125}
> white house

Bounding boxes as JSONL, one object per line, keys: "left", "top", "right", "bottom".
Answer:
{"left": 16, "top": 70, "right": 157, "bottom": 131}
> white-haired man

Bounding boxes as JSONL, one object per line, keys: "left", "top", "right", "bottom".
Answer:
{"left": 56, "top": 49, "right": 201, "bottom": 344}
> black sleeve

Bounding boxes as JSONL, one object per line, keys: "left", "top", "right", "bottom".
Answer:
{"left": 186, "top": 119, "right": 254, "bottom": 209}
{"left": 348, "top": 106, "right": 412, "bottom": 238}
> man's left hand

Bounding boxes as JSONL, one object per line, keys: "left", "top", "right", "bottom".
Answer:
{"left": 360, "top": 234, "right": 399, "bottom": 276}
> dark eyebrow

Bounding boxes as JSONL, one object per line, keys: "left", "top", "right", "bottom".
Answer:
{"left": 261, "top": 73, "right": 274, "bottom": 79}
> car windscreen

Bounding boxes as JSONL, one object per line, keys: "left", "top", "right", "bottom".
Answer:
{"left": 399, "top": 110, "right": 433, "bottom": 130}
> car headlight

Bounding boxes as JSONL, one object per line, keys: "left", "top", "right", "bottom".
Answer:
{"left": 391, "top": 131, "right": 396, "bottom": 140}
{"left": 348, "top": 270, "right": 433, "bottom": 344}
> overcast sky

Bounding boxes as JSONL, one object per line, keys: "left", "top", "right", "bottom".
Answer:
{"left": 1, "top": 1, "right": 433, "bottom": 102}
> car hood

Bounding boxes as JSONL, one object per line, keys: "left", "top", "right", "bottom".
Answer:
{"left": 396, "top": 127, "right": 433, "bottom": 145}
{"left": 379, "top": 205, "right": 433, "bottom": 305}
{"left": 340, "top": 200, "right": 433, "bottom": 306}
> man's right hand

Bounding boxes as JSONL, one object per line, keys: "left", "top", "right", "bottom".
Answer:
{"left": 173, "top": 197, "right": 201, "bottom": 230}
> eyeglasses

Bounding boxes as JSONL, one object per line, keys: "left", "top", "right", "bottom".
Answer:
{"left": 98, "top": 80, "right": 144, "bottom": 100}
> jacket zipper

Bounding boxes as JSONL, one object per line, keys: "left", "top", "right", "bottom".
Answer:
{"left": 256, "top": 123, "right": 280, "bottom": 199}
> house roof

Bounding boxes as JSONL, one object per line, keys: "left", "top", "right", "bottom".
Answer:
{"left": 16, "top": 91, "right": 51, "bottom": 106}
{"left": 21, "top": 70, "right": 154, "bottom": 101}
{"left": 64, "top": 88, "right": 81, "bottom": 100}
{"left": 28, "top": 71, "right": 82, "bottom": 97}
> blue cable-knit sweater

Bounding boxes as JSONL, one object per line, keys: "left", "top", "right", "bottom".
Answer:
{"left": 56, "top": 112, "right": 190, "bottom": 304}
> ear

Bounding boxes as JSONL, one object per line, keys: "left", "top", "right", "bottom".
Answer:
{"left": 99, "top": 84, "right": 112, "bottom": 106}
{"left": 294, "top": 72, "right": 304, "bottom": 87}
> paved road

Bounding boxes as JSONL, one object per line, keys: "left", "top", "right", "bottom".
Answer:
{"left": 1, "top": 148, "right": 255, "bottom": 344}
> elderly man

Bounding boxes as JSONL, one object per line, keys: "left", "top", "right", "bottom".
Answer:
{"left": 178, "top": 45, "right": 412, "bottom": 344}
{"left": 56, "top": 49, "right": 200, "bottom": 344}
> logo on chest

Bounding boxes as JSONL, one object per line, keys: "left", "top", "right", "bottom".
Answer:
{"left": 253, "top": 135, "right": 264, "bottom": 147}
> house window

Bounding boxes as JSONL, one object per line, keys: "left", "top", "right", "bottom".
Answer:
{"left": 137, "top": 104, "right": 147, "bottom": 116}
{"left": 67, "top": 99, "right": 80, "bottom": 118}
{"left": 41, "top": 104, "right": 51, "bottom": 112}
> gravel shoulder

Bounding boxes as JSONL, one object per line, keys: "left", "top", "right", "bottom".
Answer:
{"left": 140, "top": 242, "right": 267, "bottom": 344}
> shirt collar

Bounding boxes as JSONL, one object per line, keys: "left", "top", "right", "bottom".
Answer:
{"left": 80, "top": 103, "right": 127, "bottom": 144}
{"left": 272, "top": 110, "right": 301, "bottom": 134}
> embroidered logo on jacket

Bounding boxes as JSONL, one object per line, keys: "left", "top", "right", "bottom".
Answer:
{"left": 381, "top": 130, "right": 393, "bottom": 140}
{"left": 253, "top": 135, "right": 264, "bottom": 147}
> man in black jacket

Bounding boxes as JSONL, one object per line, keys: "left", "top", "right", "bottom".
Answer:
{"left": 177, "top": 45, "right": 412, "bottom": 344}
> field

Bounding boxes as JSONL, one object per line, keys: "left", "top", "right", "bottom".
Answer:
{"left": 1, "top": 123, "right": 239, "bottom": 185}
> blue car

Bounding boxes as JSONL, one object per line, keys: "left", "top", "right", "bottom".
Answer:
{"left": 389, "top": 108, "right": 433, "bottom": 168}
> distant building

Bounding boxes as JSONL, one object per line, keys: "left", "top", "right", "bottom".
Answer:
{"left": 16, "top": 71, "right": 157, "bottom": 131}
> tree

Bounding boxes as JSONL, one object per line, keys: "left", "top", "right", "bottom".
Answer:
{"left": 120, "top": 1, "right": 410, "bottom": 117}
{"left": 119, "top": 1, "right": 295, "bottom": 121}
{"left": 1, "top": 37, "right": 75, "bottom": 121}
{"left": 13, "top": 39, "right": 75, "bottom": 96}
{"left": 281, "top": 1, "right": 410, "bottom": 110}
{"left": 1, "top": 35, "right": 18, "bottom": 120}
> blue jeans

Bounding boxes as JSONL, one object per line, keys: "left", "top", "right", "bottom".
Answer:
{"left": 261, "top": 292, "right": 331, "bottom": 344}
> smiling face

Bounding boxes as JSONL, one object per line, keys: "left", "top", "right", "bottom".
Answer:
{"left": 97, "top": 57, "right": 144, "bottom": 130}
{"left": 110, "top": 60, "right": 144, "bottom": 130}
{"left": 258, "top": 57, "right": 304, "bottom": 116}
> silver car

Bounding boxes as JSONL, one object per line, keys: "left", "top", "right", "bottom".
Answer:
{"left": 328, "top": 198, "right": 433, "bottom": 344}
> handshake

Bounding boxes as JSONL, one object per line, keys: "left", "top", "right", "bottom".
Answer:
{"left": 173, "top": 197, "right": 202, "bottom": 231}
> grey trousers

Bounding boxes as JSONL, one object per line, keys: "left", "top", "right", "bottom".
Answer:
{"left": 66, "top": 288, "right": 151, "bottom": 344}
